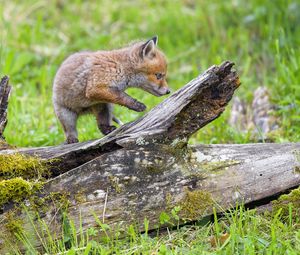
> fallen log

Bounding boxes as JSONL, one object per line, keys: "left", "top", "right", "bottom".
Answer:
{"left": 0, "top": 61, "right": 299, "bottom": 252}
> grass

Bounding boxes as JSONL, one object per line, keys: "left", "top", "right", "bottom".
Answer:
{"left": 1, "top": 0, "right": 300, "bottom": 254}
{"left": 4, "top": 205, "right": 300, "bottom": 254}
{"left": 1, "top": 0, "right": 299, "bottom": 146}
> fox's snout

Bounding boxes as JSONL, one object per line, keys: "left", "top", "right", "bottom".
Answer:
{"left": 147, "top": 83, "right": 170, "bottom": 97}
{"left": 159, "top": 85, "right": 171, "bottom": 95}
{"left": 142, "top": 75, "right": 170, "bottom": 97}
{"left": 157, "top": 78, "right": 170, "bottom": 95}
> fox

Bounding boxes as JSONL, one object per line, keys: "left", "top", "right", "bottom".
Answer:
{"left": 53, "top": 36, "right": 169, "bottom": 144}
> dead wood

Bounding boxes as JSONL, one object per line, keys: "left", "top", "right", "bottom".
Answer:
{"left": 0, "top": 76, "right": 11, "bottom": 144}
{"left": 1, "top": 61, "right": 299, "bottom": 252}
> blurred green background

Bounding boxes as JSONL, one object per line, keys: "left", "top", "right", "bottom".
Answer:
{"left": 0, "top": 0, "right": 299, "bottom": 147}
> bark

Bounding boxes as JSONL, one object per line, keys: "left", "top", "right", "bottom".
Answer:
{"left": 42, "top": 142, "right": 300, "bottom": 228}
{"left": 43, "top": 142, "right": 300, "bottom": 221}
{"left": 1, "top": 61, "right": 299, "bottom": 252}
{"left": 0, "top": 76, "right": 11, "bottom": 142}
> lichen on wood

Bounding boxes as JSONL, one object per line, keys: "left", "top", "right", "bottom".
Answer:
{"left": 293, "top": 150, "right": 300, "bottom": 163}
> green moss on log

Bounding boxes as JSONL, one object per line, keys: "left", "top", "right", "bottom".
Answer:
{"left": 199, "top": 160, "right": 240, "bottom": 172}
{"left": 0, "top": 153, "right": 49, "bottom": 180}
{"left": 4, "top": 210, "right": 24, "bottom": 235}
{"left": 109, "top": 175, "right": 123, "bottom": 193}
{"left": 0, "top": 139, "right": 13, "bottom": 150}
{"left": 28, "top": 191, "right": 71, "bottom": 214}
{"left": 0, "top": 178, "right": 42, "bottom": 206}
{"left": 180, "top": 189, "right": 213, "bottom": 219}
{"left": 0, "top": 153, "right": 51, "bottom": 207}
{"left": 293, "top": 150, "right": 300, "bottom": 163}
{"left": 272, "top": 187, "right": 300, "bottom": 216}
{"left": 294, "top": 166, "right": 300, "bottom": 174}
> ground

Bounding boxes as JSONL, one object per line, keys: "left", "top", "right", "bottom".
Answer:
{"left": 1, "top": 0, "right": 300, "bottom": 254}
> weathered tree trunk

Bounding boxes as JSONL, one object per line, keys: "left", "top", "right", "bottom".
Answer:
{"left": 0, "top": 76, "right": 11, "bottom": 144}
{"left": 0, "top": 61, "right": 299, "bottom": 252}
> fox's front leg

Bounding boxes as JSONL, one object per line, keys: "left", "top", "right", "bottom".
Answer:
{"left": 92, "top": 103, "right": 117, "bottom": 135}
{"left": 87, "top": 87, "right": 146, "bottom": 112}
{"left": 119, "top": 90, "right": 146, "bottom": 112}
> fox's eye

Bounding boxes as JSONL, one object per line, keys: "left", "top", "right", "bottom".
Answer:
{"left": 155, "top": 73, "right": 163, "bottom": 80}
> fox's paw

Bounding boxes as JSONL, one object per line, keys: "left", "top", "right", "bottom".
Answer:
{"left": 64, "top": 137, "right": 79, "bottom": 144}
{"left": 130, "top": 100, "right": 146, "bottom": 112}
{"left": 100, "top": 125, "right": 117, "bottom": 135}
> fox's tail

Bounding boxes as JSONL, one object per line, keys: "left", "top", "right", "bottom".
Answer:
{"left": 112, "top": 116, "right": 123, "bottom": 125}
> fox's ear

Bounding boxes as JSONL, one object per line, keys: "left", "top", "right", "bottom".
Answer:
{"left": 152, "top": 35, "right": 158, "bottom": 45}
{"left": 141, "top": 36, "right": 158, "bottom": 58}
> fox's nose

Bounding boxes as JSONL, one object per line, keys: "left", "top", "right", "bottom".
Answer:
{"left": 166, "top": 89, "right": 171, "bottom": 94}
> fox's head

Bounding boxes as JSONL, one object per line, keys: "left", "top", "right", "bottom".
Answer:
{"left": 132, "top": 36, "right": 170, "bottom": 97}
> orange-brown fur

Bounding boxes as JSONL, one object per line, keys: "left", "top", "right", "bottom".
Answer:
{"left": 53, "top": 36, "right": 169, "bottom": 144}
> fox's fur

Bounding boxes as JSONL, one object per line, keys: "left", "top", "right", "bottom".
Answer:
{"left": 53, "top": 36, "right": 169, "bottom": 144}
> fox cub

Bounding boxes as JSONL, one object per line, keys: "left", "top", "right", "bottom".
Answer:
{"left": 53, "top": 36, "right": 169, "bottom": 144}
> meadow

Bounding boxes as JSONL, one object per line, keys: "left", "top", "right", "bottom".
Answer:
{"left": 1, "top": 0, "right": 300, "bottom": 254}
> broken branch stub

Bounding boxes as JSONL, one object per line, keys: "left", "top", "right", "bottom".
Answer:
{"left": 113, "top": 61, "right": 240, "bottom": 146}
{"left": 0, "top": 76, "right": 11, "bottom": 141}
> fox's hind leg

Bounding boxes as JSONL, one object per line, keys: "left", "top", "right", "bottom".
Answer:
{"left": 54, "top": 104, "right": 79, "bottom": 144}
{"left": 92, "top": 103, "right": 116, "bottom": 135}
